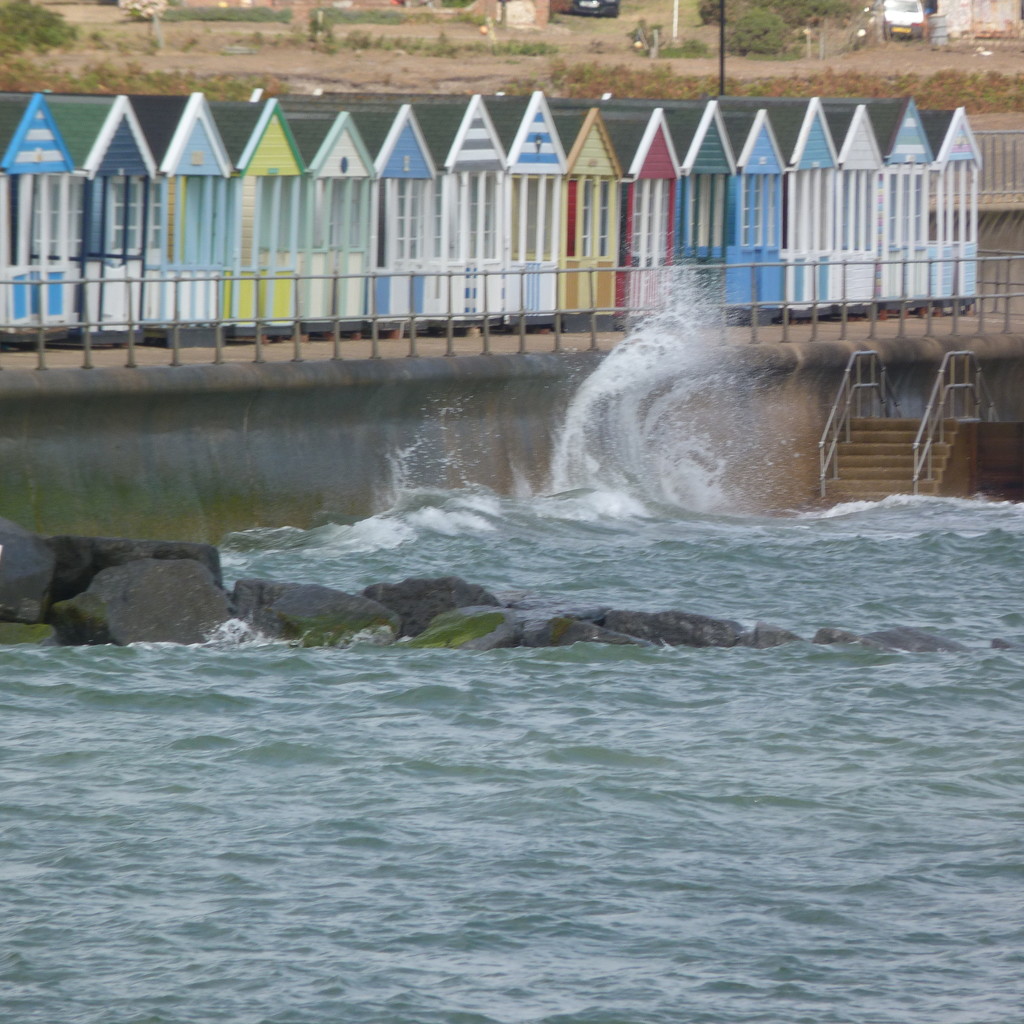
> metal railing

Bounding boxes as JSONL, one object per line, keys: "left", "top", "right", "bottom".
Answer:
{"left": 912, "top": 350, "right": 998, "bottom": 493}
{"left": 0, "top": 250, "right": 1017, "bottom": 372}
{"left": 818, "top": 350, "right": 902, "bottom": 497}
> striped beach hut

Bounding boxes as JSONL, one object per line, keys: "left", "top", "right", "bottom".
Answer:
{"left": 488, "top": 91, "right": 566, "bottom": 326}
{"left": 413, "top": 94, "right": 507, "bottom": 321}
{"left": 130, "top": 92, "right": 234, "bottom": 333}
{"left": 0, "top": 93, "right": 76, "bottom": 329}
{"left": 869, "top": 97, "right": 935, "bottom": 306}
{"left": 48, "top": 94, "right": 157, "bottom": 335}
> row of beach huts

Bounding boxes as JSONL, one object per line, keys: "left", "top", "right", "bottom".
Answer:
{"left": 0, "top": 88, "right": 980, "bottom": 339}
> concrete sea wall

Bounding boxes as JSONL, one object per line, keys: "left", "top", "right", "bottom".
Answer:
{"left": 0, "top": 353, "right": 601, "bottom": 542}
{"left": 3, "top": 334, "right": 1024, "bottom": 541}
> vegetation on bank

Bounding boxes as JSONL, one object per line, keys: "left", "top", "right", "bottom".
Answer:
{"left": 0, "top": 57, "right": 284, "bottom": 99}
{"left": 538, "top": 62, "right": 1024, "bottom": 113}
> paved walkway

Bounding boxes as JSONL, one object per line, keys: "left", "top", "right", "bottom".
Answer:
{"left": 2, "top": 309, "right": 1023, "bottom": 372}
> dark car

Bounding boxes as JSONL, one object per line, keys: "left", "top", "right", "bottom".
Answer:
{"left": 572, "top": 0, "right": 620, "bottom": 16}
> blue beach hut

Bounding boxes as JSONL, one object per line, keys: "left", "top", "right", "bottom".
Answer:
{"left": 47, "top": 94, "right": 157, "bottom": 336}
{"left": 721, "top": 106, "right": 784, "bottom": 315}
{"left": 0, "top": 93, "right": 76, "bottom": 329}
{"left": 345, "top": 101, "right": 436, "bottom": 320}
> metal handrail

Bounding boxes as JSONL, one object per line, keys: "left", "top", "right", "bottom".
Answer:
{"left": 912, "top": 350, "right": 999, "bottom": 493}
{"left": 818, "top": 350, "right": 902, "bottom": 497}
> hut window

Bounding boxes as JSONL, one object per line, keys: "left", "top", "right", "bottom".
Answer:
{"left": 598, "top": 180, "right": 611, "bottom": 258}
{"left": 581, "top": 179, "right": 594, "bottom": 258}
{"left": 30, "top": 175, "right": 63, "bottom": 260}
{"left": 109, "top": 176, "right": 145, "bottom": 256}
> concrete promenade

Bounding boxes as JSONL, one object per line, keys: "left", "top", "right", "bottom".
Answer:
{"left": 3, "top": 308, "right": 1024, "bottom": 372}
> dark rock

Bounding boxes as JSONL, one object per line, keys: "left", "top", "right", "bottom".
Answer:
{"left": 740, "top": 622, "right": 803, "bottom": 649}
{"left": 518, "top": 613, "right": 652, "bottom": 648}
{"left": 991, "top": 637, "right": 1024, "bottom": 650}
{"left": 861, "top": 626, "right": 969, "bottom": 653}
{"left": 601, "top": 609, "right": 744, "bottom": 648}
{"left": 812, "top": 627, "right": 888, "bottom": 650}
{"left": 408, "top": 606, "right": 519, "bottom": 651}
{"left": 46, "top": 535, "right": 223, "bottom": 603}
{"left": 233, "top": 578, "right": 399, "bottom": 647}
{"left": 0, "top": 518, "right": 56, "bottom": 623}
{"left": 362, "top": 576, "right": 500, "bottom": 637}
{"left": 49, "top": 559, "right": 230, "bottom": 646}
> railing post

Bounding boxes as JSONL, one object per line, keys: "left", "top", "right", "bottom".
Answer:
{"left": 750, "top": 264, "right": 759, "bottom": 345}
{"left": 34, "top": 282, "right": 47, "bottom": 372}
{"left": 518, "top": 266, "right": 527, "bottom": 354}
{"left": 407, "top": 274, "right": 417, "bottom": 358}
{"left": 445, "top": 269, "right": 454, "bottom": 356}
{"left": 291, "top": 273, "right": 303, "bottom": 362}
{"left": 126, "top": 270, "right": 137, "bottom": 369}
{"left": 370, "top": 270, "right": 380, "bottom": 359}
{"left": 482, "top": 268, "right": 491, "bottom": 355}
{"left": 589, "top": 267, "right": 598, "bottom": 351}
{"left": 171, "top": 275, "right": 182, "bottom": 367}
{"left": 331, "top": 268, "right": 342, "bottom": 360}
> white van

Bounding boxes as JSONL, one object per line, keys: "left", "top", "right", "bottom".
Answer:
{"left": 883, "top": 0, "right": 927, "bottom": 38}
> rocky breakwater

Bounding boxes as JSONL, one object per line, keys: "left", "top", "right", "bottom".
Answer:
{"left": 0, "top": 517, "right": 1001, "bottom": 654}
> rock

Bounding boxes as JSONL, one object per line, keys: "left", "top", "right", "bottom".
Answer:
{"left": 860, "top": 626, "right": 969, "bottom": 653}
{"left": 46, "top": 535, "right": 223, "bottom": 603}
{"left": 991, "top": 637, "right": 1024, "bottom": 650}
{"left": 407, "top": 606, "right": 519, "bottom": 650}
{"left": 0, "top": 517, "right": 56, "bottom": 623}
{"left": 812, "top": 627, "right": 888, "bottom": 649}
{"left": 49, "top": 559, "right": 230, "bottom": 646}
{"left": 518, "top": 613, "right": 651, "bottom": 648}
{"left": 740, "top": 622, "right": 804, "bottom": 649}
{"left": 232, "top": 579, "right": 399, "bottom": 647}
{"left": 601, "top": 609, "right": 744, "bottom": 648}
{"left": 0, "top": 621, "right": 56, "bottom": 645}
{"left": 362, "top": 576, "right": 500, "bottom": 637}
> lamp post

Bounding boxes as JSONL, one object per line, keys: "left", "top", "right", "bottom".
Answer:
{"left": 719, "top": 0, "right": 726, "bottom": 95}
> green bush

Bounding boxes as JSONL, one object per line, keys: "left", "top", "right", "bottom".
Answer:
{"left": 162, "top": 6, "right": 291, "bottom": 22}
{"left": 660, "top": 38, "right": 713, "bottom": 57}
{"left": 0, "top": 0, "right": 76, "bottom": 54}
{"left": 726, "top": 6, "right": 790, "bottom": 54}
{"left": 701, "top": 0, "right": 858, "bottom": 28}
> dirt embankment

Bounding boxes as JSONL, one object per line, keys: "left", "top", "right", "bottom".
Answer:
{"left": 35, "top": 1, "right": 1024, "bottom": 127}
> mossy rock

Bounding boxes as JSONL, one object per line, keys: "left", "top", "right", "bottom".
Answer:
{"left": 407, "top": 607, "right": 517, "bottom": 650}
{"left": 0, "top": 621, "right": 56, "bottom": 645}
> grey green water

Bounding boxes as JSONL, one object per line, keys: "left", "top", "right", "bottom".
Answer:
{"left": 3, "top": 488, "right": 1023, "bottom": 1024}
{"left": 3, "top": 313, "right": 1023, "bottom": 1023}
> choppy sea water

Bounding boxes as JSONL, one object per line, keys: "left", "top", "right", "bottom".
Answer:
{"left": 3, "top": 304, "right": 1024, "bottom": 1023}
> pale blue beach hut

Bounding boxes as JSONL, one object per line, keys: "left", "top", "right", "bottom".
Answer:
{"left": 130, "top": 92, "right": 234, "bottom": 332}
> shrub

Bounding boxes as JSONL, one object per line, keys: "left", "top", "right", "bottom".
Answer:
{"left": 727, "top": 7, "right": 790, "bottom": 54}
{"left": 162, "top": 6, "right": 291, "bottom": 22}
{"left": 0, "top": 0, "right": 76, "bottom": 54}
{"left": 701, "top": 0, "right": 858, "bottom": 28}
{"left": 660, "top": 38, "right": 713, "bottom": 58}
